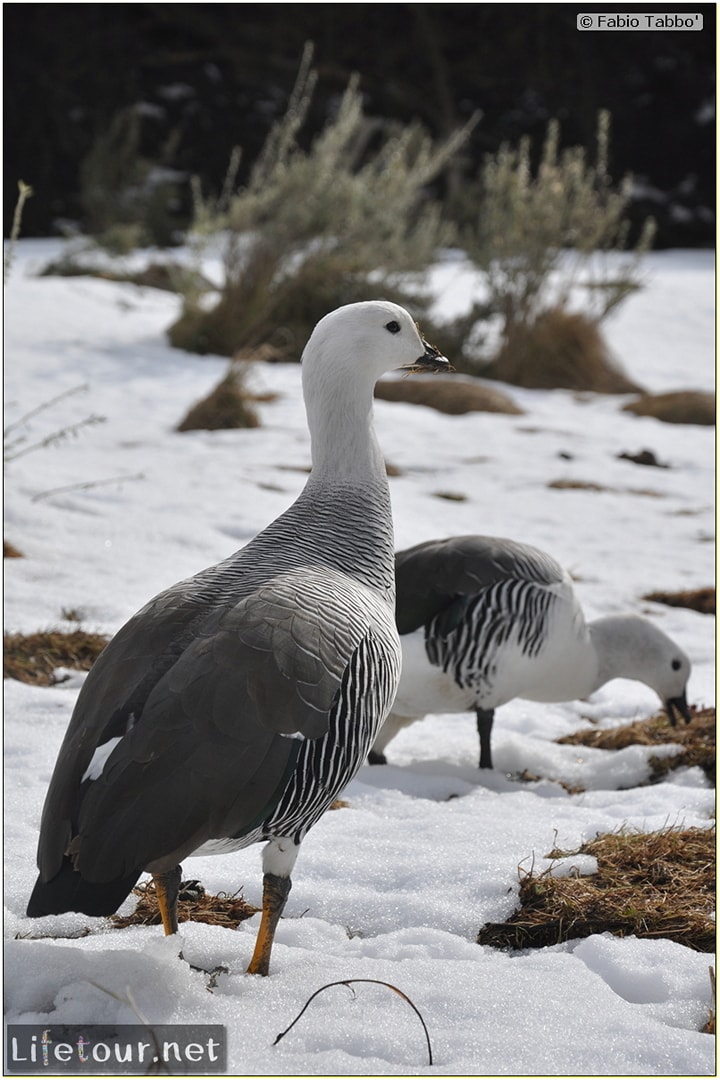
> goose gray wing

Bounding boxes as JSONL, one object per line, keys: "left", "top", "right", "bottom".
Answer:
{"left": 395, "top": 535, "right": 565, "bottom": 634}
{"left": 37, "top": 566, "right": 394, "bottom": 884}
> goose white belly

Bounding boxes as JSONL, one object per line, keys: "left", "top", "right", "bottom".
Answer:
{"left": 392, "top": 628, "right": 479, "bottom": 719}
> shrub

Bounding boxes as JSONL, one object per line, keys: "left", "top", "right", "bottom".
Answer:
{"left": 79, "top": 107, "right": 184, "bottom": 251}
{"left": 170, "top": 45, "right": 476, "bottom": 359}
{"left": 455, "top": 113, "right": 655, "bottom": 387}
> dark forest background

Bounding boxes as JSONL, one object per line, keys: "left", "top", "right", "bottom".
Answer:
{"left": 4, "top": 3, "right": 716, "bottom": 248}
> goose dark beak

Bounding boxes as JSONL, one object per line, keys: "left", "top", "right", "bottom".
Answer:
{"left": 403, "top": 339, "right": 453, "bottom": 374}
{"left": 665, "top": 692, "right": 692, "bottom": 726}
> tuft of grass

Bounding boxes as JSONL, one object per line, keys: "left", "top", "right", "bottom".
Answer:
{"left": 477, "top": 825, "right": 715, "bottom": 953}
{"left": 617, "top": 449, "right": 668, "bottom": 468}
{"left": 177, "top": 363, "right": 264, "bottom": 432}
{"left": 110, "top": 879, "right": 258, "bottom": 931}
{"left": 548, "top": 478, "right": 663, "bottom": 497}
{"left": 375, "top": 375, "right": 522, "bottom": 415}
{"left": 481, "top": 308, "right": 642, "bottom": 394}
{"left": 40, "top": 257, "right": 212, "bottom": 298}
{"left": 643, "top": 586, "right": 715, "bottom": 616}
{"left": 547, "top": 479, "right": 606, "bottom": 492}
{"left": 433, "top": 491, "right": 468, "bottom": 503}
{"left": 3, "top": 630, "right": 108, "bottom": 686}
{"left": 623, "top": 390, "right": 715, "bottom": 426}
{"left": 558, "top": 705, "right": 715, "bottom": 785}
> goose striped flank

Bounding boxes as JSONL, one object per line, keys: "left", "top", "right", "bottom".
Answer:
{"left": 26, "top": 301, "right": 450, "bottom": 977}
{"left": 369, "top": 535, "right": 693, "bottom": 770}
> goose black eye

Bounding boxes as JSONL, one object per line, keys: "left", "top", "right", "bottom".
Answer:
{"left": 671, "top": 658, "right": 682, "bottom": 671}
{"left": 385, "top": 320, "right": 401, "bottom": 334}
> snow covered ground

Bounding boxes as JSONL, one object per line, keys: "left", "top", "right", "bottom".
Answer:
{"left": 4, "top": 241, "right": 715, "bottom": 1075}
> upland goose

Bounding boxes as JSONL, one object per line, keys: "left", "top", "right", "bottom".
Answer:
{"left": 27, "top": 302, "right": 450, "bottom": 975}
{"left": 369, "top": 535, "right": 692, "bottom": 770}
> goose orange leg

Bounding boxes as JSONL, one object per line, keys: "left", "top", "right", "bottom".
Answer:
{"left": 246, "top": 873, "right": 292, "bottom": 976}
{"left": 152, "top": 865, "right": 182, "bottom": 935}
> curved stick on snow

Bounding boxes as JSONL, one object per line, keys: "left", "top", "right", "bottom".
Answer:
{"left": 273, "top": 978, "right": 433, "bottom": 1065}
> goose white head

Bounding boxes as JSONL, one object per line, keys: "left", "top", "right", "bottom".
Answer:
{"left": 303, "top": 299, "right": 449, "bottom": 383}
{"left": 301, "top": 300, "right": 450, "bottom": 478}
{"left": 589, "top": 614, "right": 692, "bottom": 725}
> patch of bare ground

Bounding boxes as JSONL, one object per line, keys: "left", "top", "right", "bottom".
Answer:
{"left": 110, "top": 880, "right": 259, "bottom": 931}
{"left": 4, "top": 540, "right": 23, "bottom": 558}
{"left": 3, "top": 630, "right": 108, "bottom": 686}
{"left": 558, "top": 705, "right": 715, "bottom": 785}
{"left": 375, "top": 375, "right": 522, "bottom": 415}
{"left": 643, "top": 586, "right": 715, "bottom": 615}
{"left": 477, "top": 825, "right": 715, "bottom": 953}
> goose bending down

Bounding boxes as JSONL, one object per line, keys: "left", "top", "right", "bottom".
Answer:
{"left": 26, "top": 302, "right": 450, "bottom": 976}
{"left": 369, "top": 535, "right": 692, "bottom": 770}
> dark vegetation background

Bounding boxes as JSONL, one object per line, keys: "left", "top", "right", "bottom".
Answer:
{"left": 4, "top": 2, "right": 716, "bottom": 248}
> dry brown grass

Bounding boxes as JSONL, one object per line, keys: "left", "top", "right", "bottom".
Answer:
{"left": 623, "top": 390, "right": 715, "bottom": 426}
{"left": 41, "top": 258, "right": 212, "bottom": 297}
{"left": 4, "top": 540, "right": 23, "bottom": 558}
{"left": 110, "top": 879, "right": 259, "bottom": 931}
{"left": 177, "top": 364, "right": 264, "bottom": 432}
{"left": 482, "top": 308, "right": 643, "bottom": 394}
{"left": 375, "top": 375, "right": 523, "bottom": 415}
{"left": 548, "top": 478, "right": 663, "bottom": 497}
{"left": 643, "top": 586, "right": 715, "bottom": 616}
{"left": 4, "top": 630, "right": 109, "bottom": 685}
{"left": 706, "top": 968, "right": 716, "bottom": 1034}
{"left": 558, "top": 705, "right": 715, "bottom": 785}
{"left": 477, "top": 825, "right": 715, "bottom": 953}
{"left": 617, "top": 449, "right": 668, "bottom": 468}
{"left": 432, "top": 491, "right": 468, "bottom": 502}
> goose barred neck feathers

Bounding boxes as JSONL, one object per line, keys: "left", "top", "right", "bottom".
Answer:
{"left": 244, "top": 477, "right": 397, "bottom": 601}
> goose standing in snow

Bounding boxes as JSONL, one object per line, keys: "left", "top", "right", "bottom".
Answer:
{"left": 369, "top": 535, "right": 692, "bottom": 770}
{"left": 27, "top": 301, "right": 450, "bottom": 976}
